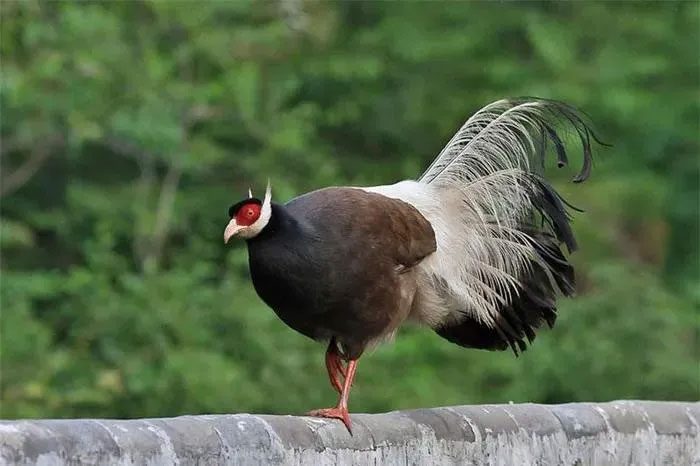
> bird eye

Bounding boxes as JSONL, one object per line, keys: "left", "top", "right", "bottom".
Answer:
{"left": 247, "top": 209, "right": 254, "bottom": 217}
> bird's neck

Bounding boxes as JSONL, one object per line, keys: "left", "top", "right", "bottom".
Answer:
{"left": 246, "top": 202, "right": 306, "bottom": 244}
{"left": 245, "top": 202, "right": 318, "bottom": 298}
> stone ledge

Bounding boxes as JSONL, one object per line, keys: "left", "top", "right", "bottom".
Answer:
{"left": 1, "top": 401, "right": 698, "bottom": 465}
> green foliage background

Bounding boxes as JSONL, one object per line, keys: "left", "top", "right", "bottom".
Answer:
{"left": 1, "top": 1, "right": 698, "bottom": 419}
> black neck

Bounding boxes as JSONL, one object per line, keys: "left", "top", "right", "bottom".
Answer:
{"left": 246, "top": 203, "right": 301, "bottom": 244}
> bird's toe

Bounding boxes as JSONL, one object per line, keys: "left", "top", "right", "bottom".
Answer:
{"left": 306, "top": 407, "right": 352, "bottom": 433}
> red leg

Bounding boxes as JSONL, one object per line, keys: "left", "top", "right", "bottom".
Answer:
{"left": 308, "top": 359, "right": 358, "bottom": 434}
{"left": 333, "top": 352, "right": 347, "bottom": 378}
{"left": 324, "top": 342, "right": 344, "bottom": 394}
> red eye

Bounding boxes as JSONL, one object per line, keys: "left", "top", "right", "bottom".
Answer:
{"left": 235, "top": 202, "right": 261, "bottom": 226}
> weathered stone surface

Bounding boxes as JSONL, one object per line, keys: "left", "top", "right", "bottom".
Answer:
{"left": 641, "top": 401, "right": 698, "bottom": 435}
{"left": 0, "top": 401, "right": 697, "bottom": 465}
{"left": 400, "top": 406, "right": 475, "bottom": 442}
{"left": 550, "top": 402, "right": 608, "bottom": 439}
{"left": 594, "top": 400, "right": 654, "bottom": 434}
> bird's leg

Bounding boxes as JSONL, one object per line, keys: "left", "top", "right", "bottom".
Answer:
{"left": 307, "top": 358, "right": 358, "bottom": 433}
{"left": 324, "top": 339, "right": 345, "bottom": 394}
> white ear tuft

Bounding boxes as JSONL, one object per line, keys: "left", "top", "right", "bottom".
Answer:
{"left": 263, "top": 179, "right": 272, "bottom": 208}
{"left": 248, "top": 187, "right": 253, "bottom": 198}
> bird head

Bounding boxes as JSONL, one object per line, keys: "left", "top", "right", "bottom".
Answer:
{"left": 224, "top": 181, "right": 272, "bottom": 242}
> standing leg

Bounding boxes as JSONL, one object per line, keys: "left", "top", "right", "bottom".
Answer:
{"left": 307, "top": 358, "right": 359, "bottom": 433}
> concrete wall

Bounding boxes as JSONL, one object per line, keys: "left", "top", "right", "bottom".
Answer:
{"left": 1, "top": 401, "right": 698, "bottom": 465}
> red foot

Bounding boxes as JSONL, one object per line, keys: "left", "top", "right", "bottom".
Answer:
{"left": 307, "top": 407, "right": 352, "bottom": 433}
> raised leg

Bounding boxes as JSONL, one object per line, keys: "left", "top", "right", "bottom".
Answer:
{"left": 324, "top": 338, "right": 346, "bottom": 394}
{"left": 307, "top": 358, "right": 358, "bottom": 433}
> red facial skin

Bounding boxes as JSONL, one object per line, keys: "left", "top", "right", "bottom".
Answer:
{"left": 235, "top": 202, "right": 262, "bottom": 226}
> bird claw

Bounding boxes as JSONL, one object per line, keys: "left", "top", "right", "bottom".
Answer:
{"left": 306, "top": 407, "right": 352, "bottom": 434}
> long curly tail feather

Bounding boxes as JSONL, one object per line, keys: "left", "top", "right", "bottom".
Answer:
{"left": 415, "top": 98, "right": 601, "bottom": 353}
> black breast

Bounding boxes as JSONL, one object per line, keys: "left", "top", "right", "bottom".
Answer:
{"left": 246, "top": 204, "right": 328, "bottom": 340}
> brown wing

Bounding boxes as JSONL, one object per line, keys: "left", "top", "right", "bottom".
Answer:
{"left": 372, "top": 191, "right": 437, "bottom": 269}
{"left": 287, "top": 187, "right": 437, "bottom": 270}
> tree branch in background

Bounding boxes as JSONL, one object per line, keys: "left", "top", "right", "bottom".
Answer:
{"left": 102, "top": 135, "right": 158, "bottom": 269}
{"left": 183, "top": 105, "right": 223, "bottom": 129}
{"left": 0, "top": 134, "right": 64, "bottom": 198}
{"left": 144, "top": 159, "right": 182, "bottom": 273}
{"left": 103, "top": 136, "right": 157, "bottom": 163}
{"left": 132, "top": 158, "right": 156, "bottom": 271}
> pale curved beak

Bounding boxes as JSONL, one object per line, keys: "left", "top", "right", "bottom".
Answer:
{"left": 224, "top": 219, "right": 243, "bottom": 244}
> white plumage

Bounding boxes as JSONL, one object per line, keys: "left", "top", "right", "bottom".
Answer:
{"left": 364, "top": 98, "right": 599, "bottom": 334}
